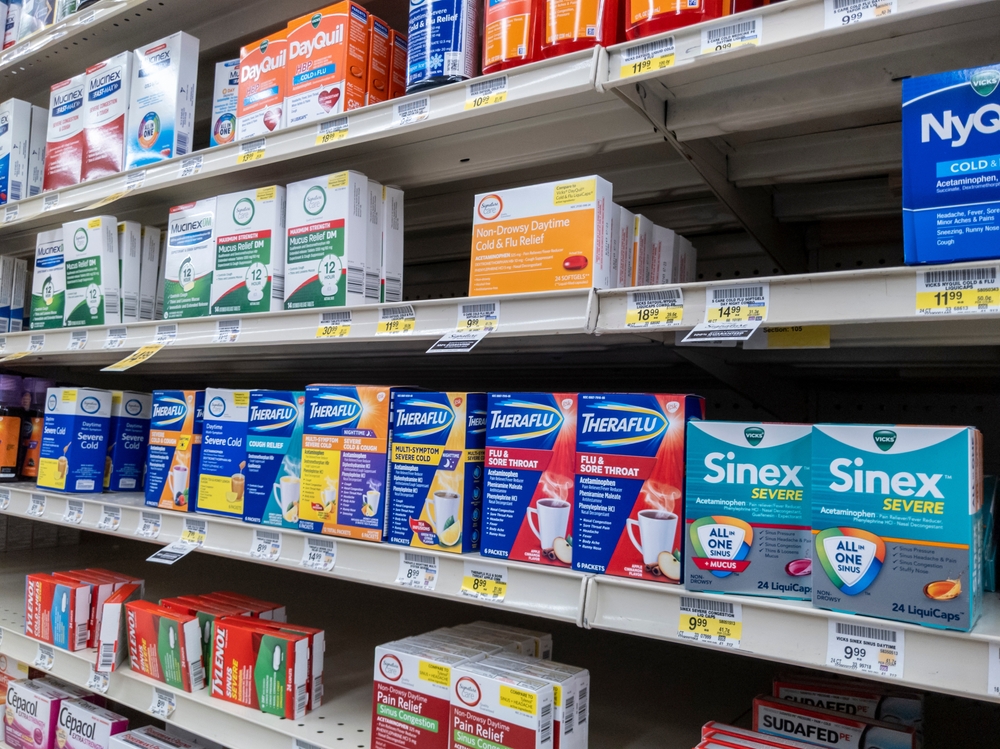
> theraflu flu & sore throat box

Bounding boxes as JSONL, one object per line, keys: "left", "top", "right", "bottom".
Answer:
{"left": 145, "top": 390, "right": 204, "bottom": 512}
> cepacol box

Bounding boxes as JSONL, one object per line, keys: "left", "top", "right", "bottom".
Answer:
{"left": 573, "top": 393, "right": 704, "bottom": 583}
{"left": 4, "top": 679, "right": 72, "bottom": 749}
{"left": 772, "top": 677, "right": 923, "bottom": 733}
{"left": 24, "top": 573, "right": 91, "bottom": 652}
{"left": 54, "top": 699, "right": 128, "bottom": 749}
{"left": 450, "top": 661, "right": 554, "bottom": 749}
{"left": 125, "top": 601, "right": 205, "bottom": 692}
{"left": 209, "top": 616, "right": 309, "bottom": 719}
{"left": 482, "top": 393, "right": 577, "bottom": 568}
{"left": 753, "top": 696, "right": 917, "bottom": 749}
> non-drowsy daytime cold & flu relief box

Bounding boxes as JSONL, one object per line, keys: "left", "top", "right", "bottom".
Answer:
{"left": 37, "top": 387, "right": 112, "bottom": 494}
{"left": 105, "top": 391, "right": 151, "bottom": 491}
{"left": 145, "top": 390, "right": 204, "bottom": 512}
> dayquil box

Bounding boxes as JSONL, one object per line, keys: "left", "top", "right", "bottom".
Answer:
{"left": 145, "top": 390, "right": 204, "bottom": 512}
{"left": 0, "top": 98, "right": 32, "bottom": 204}
{"left": 4, "top": 680, "right": 72, "bottom": 749}
{"left": 300, "top": 384, "right": 396, "bottom": 541}
{"left": 470, "top": 176, "right": 613, "bottom": 296}
{"left": 285, "top": 2, "right": 369, "bottom": 126}
{"left": 62, "top": 216, "right": 120, "bottom": 327}
{"left": 388, "top": 30, "right": 407, "bottom": 99}
{"left": 237, "top": 33, "right": 286, "bottom": 139}
{"left": 380, "top": 184, "right": 404, "bottom": 302}
{"left": 213, "top": 186, "right": 286, "bottom": 315}
{"left": 197, "top": 388, "right": 250, "bottom": 520}
{"left": 125, "top": 601, "right": 205, "bottom": 692}
{"left": 38, "top": 387, "right": 112, "bottom": 494}
{"left": 42, "top": 75, "right": 85, "bottom": 192}
{"left": 126, "top": 32, "right": 200, "bottom": 168}
{"left": 24, "top": 573, "right": 91, "bottom": 651}
{"left": 83, "top": 51, "right": 132, "bottom": 182}
{"left": 164, "top": 198, "right": 216, "bottom": 319}
{"left": 210, "top": 59, "right": 239, "bottom": 147}
{"left": 386, "top": 391, "right": 486, "bottom": 554}
{"left": 811, "top": 424, "right": 983, "bottom": 631}
{"left": 366, "top": 16, "right": 391, "bottom": 105}
{"left": 245, "top": 390, "right": 305, "bottom": 528}
{"left": 482, "top": 393, "right": 577, "bottom": 568}
{"left": 753, "top": 695, "right": 916, "bottom": 749}
{"left": 138, "top": 225, "right": 161, "bottom": 320}
{"left": 105, "top": 390, "right": 151, "bottom": 491}
{"left": 284, "top": 171, "right": 367, "bottom": 310}
{"left": 685, "top": 422, "right": 812, "bottom": 598}
{"left": 55, "top": 699, "right": 128, "bottom": 749}
{"left": 118, "top": 220, "right": 141, "bottom": 322}
{"left": 30, "top": 229, "right": 65, "bottom": 330}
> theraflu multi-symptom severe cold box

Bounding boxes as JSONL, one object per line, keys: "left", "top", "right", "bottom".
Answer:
{"left": 37, "top": 387, "right": 112, "bottom": 494}
{"left": 482, "top": 393, "right": 577, "bottom": 567}
{"left": 124, "top": 600, "right": 205, "bottom": 692}
{"left": 685, "top": 422, "right": 812, "bottom": 598}
{"left": 245, "top": 390, "right": 305, "bottom": 529}
{"left": 812, "top": 424, "right": 983, "bottom": 631}
{"left": 573, "top": 393, "right": 704, "bottom": 583}
{"left": 386, "top": 392, "right": 486, "bottom": 554}
{"left": 145, "top": 390, "right": 204, "bottom": 512}
{"left": 903, "top": 65, "right": 1000, "bottom": 264}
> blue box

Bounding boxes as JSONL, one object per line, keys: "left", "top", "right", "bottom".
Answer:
{"left": 244, "top": 390, "right": 305, "bottom": 529}
{"left": 105, "top": 390, "right": 151, "bottom": 492}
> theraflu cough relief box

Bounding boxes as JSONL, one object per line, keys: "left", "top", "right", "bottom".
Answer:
{"left": 197, "top": 388, "right": 250, "bottom": 520}
{"left": 83, "top": 51, "right": 132, "bottom": 182}
{"left": 145, "top": 390, "right": 204, "bottom": 512}
{"left": 124, "top": 600, "right": 205, "bottom": 692}
{"left": 42, "top": 75, "right": 85, "bottom": 192}
{"left": 903, "top": 65, "right": 1000, "bottom": 264}
{"left": 386, "top": 392, "right": 486, "bottom": 554}
{"left": 38, "top": 387, "right": 112, "bottom": 494}
{"left": 105, "top": 390, "right": 151, "bottom": 491}
{"left": 812, "top": 424, "right": 983, "bottom": 631}
{"left": 685, "top": 422, "right": 812, "bottom": 598}
{"left": 573, "top": 394, "right": 704, "bottom": 583}
{"left": 245, "top": 390, "right": 305, "bottom": 529}
{"left": 24, "top": 573, "right": 91, "bottom": 651}
{"left": 237, "top": 33, "right": 286, "bottom": 140}
{"left": 482, "top": 393, "right": 577, "bottom": 567}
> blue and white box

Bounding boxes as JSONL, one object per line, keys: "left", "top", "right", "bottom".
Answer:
{"left": 0, "top": 98, "right": 32, "bottom": 205}
{"left": 105, "top": 390, "right": 151, "bottom": 491}
{"left": 244, "top": 390, "right": 304, "bottom": 528}
{"left": 197, "top": 388, "right": 249, "bottom": 520}
{"left": 38, "top": 387, "right": 113, "bottom": 493}
{"left": 210, "top": 59, "right": 239, "bottom": 148}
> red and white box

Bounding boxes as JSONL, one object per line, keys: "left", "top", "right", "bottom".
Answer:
{"left": 24, "top": 573, "right": 90, "bottom": 652}
{"left": 752, "top": 695, "right": 917, "bottom": 749}
{"left": 42, "top": 75, "right": 86, "bottom": 192}
{"left": 83, "top": 51, "right": 133, "bottom": 182}
{"left": 124, "top": 601, "right": 204, "bottom": 692}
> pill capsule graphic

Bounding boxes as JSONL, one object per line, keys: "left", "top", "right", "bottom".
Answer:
{"left": 169, "top": 626, "right": 176, "bottom": 649}
{"left": 273, "top": 645, "right": 282, "bottom": 670}
{"left": 785, "top": 558, "right": 812, "bottom": 577}
{"left": 350, "top": 65, "right": 364, "bottom": 78}
{"left": 60, "top": 592, "right": 67, "bottom": 612}
{"left": 563, "top": 255, "right": 588, "bottom": 271}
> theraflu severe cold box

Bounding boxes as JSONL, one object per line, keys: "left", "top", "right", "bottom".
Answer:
{"left": 482, "top": 393, "right": 577, "bottom": 568}
{"left": 573, "top": 394, "right": 704, "bottom": 583}
{"left": 197, "top": 389, "right": 249, "bottom": 520}
{"left": 385, "top": 392, "right": 486, "bottom": 554}
{"left": 812, "top": 424, "right": 983, "bottom": 631}
{"left": 685, "top": 422, "right": 812, "bottom": 598}
{"left": 38, "top": 387, "right": 112, "bottom": 493}
{"left": 903, "top": 65, "right": 1000, "bottom": 264}
{"left": 145, "top": 391, "right": 204, "bottom": 512}
{"left": 245, "top": 390, "right": 305, "bottom": 528}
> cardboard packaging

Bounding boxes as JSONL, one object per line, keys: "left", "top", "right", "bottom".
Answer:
{"left": 24, "top": 573, "right": 91, "bottom": 650}
{"left": 104, "top": 390, "right": 151, "bottom": 491}
{"left": 110, "top": 727, "right": 202, "bottom": 749}
{"left": 244, "top": 390, "right": 305, "bottom": 529}
{"left": 138, "top": 225, "right": 161, "bottom": 320}
{"left": 365, "top": 178, "right": 382, "bottom": 302}
{"left": 366, "top": 16, "right": 391, "bottom": 105}
{"left": 772, "top": 676, "right": 923, "bottom": 732}
{"left": 43, "top": 75, "right": 86, "bottom": 191}
{"left": 16, "top": 0, "right": 54, "bottom": 43}
{"left": 0, "top": 255, "right": 14, "bottom": 331}
{"left": 202, "top": 591, "right": 285, "bottom": 621}
{"left": 10, "top": 257, "right": 25, "bottom": 330}
{"left": 62, "top": 216, "right": 120, "bottom": 327}
{"left": 386, "top": 391, "right": 486, "bottom": 554}
{"left": 126, "top": 32, "right": 200, "bottom": 168}
{"left": 155, "top": 230, "right": 165, "bottom": 319}
{"left": 51, "top": 570, "right": 115, "bottom": 650}
{"left": 465, "top": 621, "right": 553, "bottom": 660}
{"left": 164, "top": 198, "right": 216, "bottom": 319}
{"left": 4, "top": 679, "right": 73, "bottom": 749}
{"left": 158, "top": 596, "right": 249, "bottom": 666}
{"left": 631, "top": 214, "right": 655, "bottom": 286}
{"left": 38, "top": 387, "right": 112, "bottom": 493}
{"left": 237, "top": 33, "right": 286, "bottom": 140}
{"left": 197, "top": 388, "right": 250, "bottom": 520}
{"left": 685, "top": 422, "right": 811, "bottom": 598}
{"left": 702, "top": 723, "right": 814, "bottom": 748}
{"left": 811, "top": 424, "right": 983, "bottom": 631}
{"left": 95, "top": 583, "right": 142, "bottom": 673}
{"left": 83, "top": 51, "right": 132, "bottom": 182}
{"left": 652, "top": 224, "right": 677, "bottom": 285}
{"left": 380, "top": 184, "right": 404, "bottom": 302}
{"left": 482, "top": 392, "right": 577, "bottom": 568}
{"left": 145, "top": 390, "right": 204, "bottom": 512}
{"left": 27, "top": 104, "right": 47, "bottom": 198}
{"left": 117, "top": 220, "right": 141, "bottom": 322}
{"left": 678, "top": 236, "right": 697, "bottom": 282}
{"left": 617, "top": 206, "right": 634, "bottom": 288}
{"left": 388, "top": 30, "right": 407, "bottom": 99}
{"left": 30, "top": 229, "right": 64, "bottom": 330}
{"left": 4, "top": 0, "right": 22, "bottom": 49}
{"left": 54, "top": 699, "right": 128, "bottom": 749}
{"left": 0, "top": 97, "right": 32, "bottom": 203}
{"left": 125, "top": 601, "right": 205, "bottom": 692}
{"left": 470, "top": 176, "right": 613, "bottom": 296}
{"left": 753, "top": 695, "right": 917, "bottom": 749}
{"left": 210, "top": 59, "right": 239, "bottom": 147}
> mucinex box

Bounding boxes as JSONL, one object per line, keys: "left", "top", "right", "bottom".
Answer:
{"left": 381, "top": 184, "right": 404, "bottom": 303}
{"left": 210, "top": 59, "right": 239, "bottom": 147}
{"left": 117, "top": 220, "right": 141, "bottom": 322}
{"left": 685, "top": 422, "right": 812, "bottom": 598}
{"left": 164, "top": 198, "right": 216, "bottom": 319}
{"left": 245, "top": 390, "right": 305, "bottom": 528}
{"left": 105, "top": 390, "right": 151, "bottom": 491}
{"left": 237, "top": 33, "right": 286, "bottom": 140}
{"left": 10, "top": 257, "right": 26, "bottom": 331}
{"left": 30, "top": 229, "right": 64, "bottom": 330}
{"left": 811, "top": 424, "right": 983, "bottom": 631}
{"left": 772, "top": 677, "right": 923, "bottom": 732}
{"left": 3, "top": 0, "right": 21, "bottom": 49}
{"left": 55, "top": 699, "right": 128, "bottom": 749}
{"left": 213, "top": 186, "right": 286, "bottom": 315}
{"left": 0, "top": 98, "right": 32, "bottom": 204}
{"left": 138, "top": 225, "right": 160, "bottom": 320}
{"left": 38, "top": 387, "right": 112, "bottom": 494}
{"left": 284, "top": 171, "right": 366, "bottom": 309}
{"left": 24, "top": 573, "right": 91, "bottom": 651}
{"left": 145, "top": 390, "right": 204, "bottom": 512}
{"left": 482, "top": 393, "right": 577, "bottom": 568}
{"left": 4, "top": 679, "right": 72, "bottom": 749}
{"left": 573, "top": 393, "right": 704, "bottom": 583}
{"left": 902, "top": 65, "right": 1000, "bottom": 264}
{"left": 28, "top": 104, "right": 47, "bottom": 198}
{"left": 386, "top": 391, "right": 486, "bottom": 554}
{"left": 125, "top": 601, "right": 205, "bottom": 692}
{"left": 62, "top": 216, "right": 120, "bottom": 327}
{"left": 126, "top": 32, "right": 199, "bottom": 168}
{"left": 83, "top": 51, "right": 132, "bottom": 182}
{"left": 365, "top": 179, "right": 382, "bottom": 302}
{"left": 197, "top": 388, "right": 250, "bottom": 520}
{"left": 753, "top": 695, "right": 916, "bottom": 749}
{"left": 43, "top": 75, "right": 85, "bottom": 192}
{"left": 470, "top": 176, "right": 613, "bottom": 296}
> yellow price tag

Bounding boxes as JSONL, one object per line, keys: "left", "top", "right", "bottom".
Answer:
{"left": 84, "top": 191, "right": 128, "bottom": 210}
{"left": 465, "top": 76, "right": 508, "bottom": 111}
{"left": 100, "top": 344, "right": 164, "bottom": 372}
{"left": 916, "top": 288, "right": 1000, "bottom": 313}
{"left": 0, "top": 350, "right": 31, "bottom": 362}
{"left": 620, "top": 53, "right": 674, "bottom": 79}
{"left": 317, "top": 322, "right": 350, "bottom": 338}
{"left": 461, "top": 575, "right": 507, "bottom": 601}
{"left": 678, "top": 612, "right": 743, "bottom": 640}
{"left": 620, "top": 38, "right": 676, "bottom": 79}
{"left": 706, "top": 304, "right": 766, "bottom": 323}
{"left": 181, "top": 526, "right": 204, "bottom": 545}
{"left": 878, "top": 648, "right": 897, "bottom": 668}
{"left": 237, "top": 139, "right": 266, "bottom": 164}
{"left": 625, "top": 305, "right": 682, "bottom": 327}
{"left": 378, "top": 318, "right": 415, "bottom": 335}
{"left": 316, "top": 129, "right": 348, "bottom": 145}
{"left": 465, "top": 91, "right": 507, "bottom": 110}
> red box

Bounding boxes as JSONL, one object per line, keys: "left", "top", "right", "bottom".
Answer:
{"left": 53, "top": 571, "right": 117, "bottom": 649}
{"left": 366, "top": 16, "right": 391, "bottom": 105}
{"left": 24, "top": 573, "right": 91, "bottom": 651}
{"left": 204, "top": 591, "right": 286, "bottom": 621}
{"left": 227, "top": 617, "right": 325, "bottom": 711}
{"left": 125, "top": 600, "right": 205, "bottom": 692}
{"left": 389, "top": 30, "right": 407, "bottom": 99}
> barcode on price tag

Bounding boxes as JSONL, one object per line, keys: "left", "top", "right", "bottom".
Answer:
{"left": 43, "top": 193, "right": 59, "bottom": 211}
{"left": 86, "top": 668, "right": 110, "bottom": 694}
{"left": 5, "top": 204, "right": 18, "bottom": 223}
{"left": 68, "top": 330, "right": 88, "bottom": 350}
{"left": 62, "top": 499, "right": 84, "bottom": 524}
{"left": 465, "top": 75, "right": 508, "bottom": 109}
{"left": 250, "top": 529, "right": 281, "bottom": 561}
{"left": 154, "top": 323, "right": 177, "bottom": 344}
{"left": 28, "top": 334, "right": 45, "bottom": 352}
{"left": 28, "top": 493, "right": 45, "bottom": 517}
{"left": 460, "top": 562, "right": 507, "bottom": 602}
{"left": 215, "top": 318, "right": 241, "bottom": 343}
{"left": 396, "top": 552, "right": 438, "bottom": 591}
{"left": 677, "top": 596, "right": 742, "bottom": 649}
{"left": 626, "top": 288, "right": 684, "bottom": 328}
{"left": 620, "top": 37, "right": 676, "bottom": 78}
{"left": 683, "top": 282, "right": 769, "bottom": 343}
{"left": 0, "top": 487, "right": 10, "bottom": 511}
{"left": 377, "top": 304, "right": 416, "bottom": 335}
{"left": 301, "top": 537, "right": 337, "bottom": 572}
{"left": 179, "top": 155, "right": 203, "bottom": 178}
{"left": 104, "top": 326, "right": 127, "bottom": 349}
{"left": 916, "top": 265, "right": 1000, "bottom": 315}
{"left": 136, "top": 511, "right": 161, "bottom": 539}
{"left": 316, "top": 310, "right": 351, "bottom": 338}
{"left": 826, "top": 620, "right": 904, "bottom": 679}
{"left": 825, "top": 0, "right": 895, "bottom": 27}
{"left": 393, "top": 96, "right": 430, "bottom": 126}
{"left": 97, "top": 505, "right": 121, "bottom": 531}
{"left": 126, "top": 170, "right": 145, "bottom": 191}
{"left": 182, "top": 518, "right": 207, "bottom": 545}
{"left": 701, "top": 16, "right": 761, "bottom": 54}
{"left": 316, "top": 116, "right": 349, "bottom": 145}
{"left": 237, "top": 138, "right": 266, "bottom": 164}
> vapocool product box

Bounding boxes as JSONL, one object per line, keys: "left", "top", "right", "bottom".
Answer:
{"left": 237, "top": 33, "right": 286, "bottom": 139}
{"left": 574, "top": 393, "right": 703, "bottom": 583}
{"left": 125, "top": 601, "right": 205, "bottom": 692}
{"left": 24, "top": 573, "right": 91, "bottom": 651}
{"left": 43, "top": 75, "right": 85, "bottom": 191}
{"left": 245, "top": 390, "right": 305, "bottom": 528}
{"left": 0, "top": 98, "right": 32, "bottom": 204}
{"left": 284, "top": 171, "right": 367, "bottom": 309}
{"left": 482, "top": 393, "right": 577, "bottom": 568}
{"left": 105, "top": 390, "right": 151, "bottom": 491}
{"left": 213, "top": 186, "right": 286, "bottom": 314}
{"left": 753, "top": 695, "right": 916, "bottom": 749}
{"left": 38, "top": 387, "right": 112, "bottom": 493}
{"left": 30, "top": 229, "right": 65, "bottom": 330}
{"left": 118, "top": 220, "right": 141, "bottom": 322}
{"left": 811, "top": 424, "right": 983, "bottom": 631}
{"left": 381, "top": 184, "right": 404, "bottom": 302}
{"left": 83, "top": 51, "right": 132, "bottom": 182}
{"left": 27, "top": 104, "right": 47, "bottom": 198}
{"left": 4, "top": 679, "right": 72, "bottom": 749}
{"left": 55, "top": 699, "right": 128, "bottom": 749}
{"left": 386, "top": 391, "right": 486, "bottom": 554}
{"left": 145, "top": 390, "right": 204, "bottom": 512}
{"left": 902, "top": 65, "right": 1000, "bottom": 264}
{"left": 210, "top": 59, "right": 239, "bottom": 147}
{"left": 470, "top": 176, "right": 613, "bottom": 296}
{"left": 685, "top": 422, "right": 811, "bottom": 598}
{"left": 197, "top": 388, "right": 249, "bottom": 520}
{"left": 164, "top": 198, "right": 216, "bottom": 319}
{"left": 62, "top": 216, "right": 120, "bottom": 327}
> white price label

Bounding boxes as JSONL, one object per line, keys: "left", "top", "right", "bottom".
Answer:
{"left": 683, "top": 282, "right": 769, "bottom": 343}
{"left": 125, "top": 170, "right": 145, "bottom": 192}
{"left": 0, "top": 337, "right": 5, "bottom": 352}
{"left": 916, "top": 265, "right": 1000, "bottom": 315}
{"left": 0, "top": 487, "right": 10, "bottom": 511}
{"left": 43, "top": 193, "right": 59, "bottom": 211}
{"left": 136, "top": 511, "right": 161, "bottom": 539}
{"left": 147, "top": 539, "right": 199, "bottom": 565}
{"left": 179, "top": 155, "right": 203, "bottom": 178}
{"left": 86, "top": 667, "right": 110, "bottom": 694}
{"left": 78, "top": 8, "right": 96, "bottom": 24}
{"left": 396, "top": 552, "right": 438, "bottom": 591}
{"left": 825, "top": 0, "right": 895, "bottom": 27}
{"left": 316, "top": 116, "right": 349, "bottom": 145}
{"left": 250, "top": 529, "right": 281, "bottom": 561}
{"left": 701, "top": 15, "right": 761, "bottom": 54}
{"left": 293, "top": 740, "right": 324, "bottom": 749}
{"left": 677, "top": 596, "right": 742, "bottom": 649}
{"left": 68, "top": 330, "right": 88, "bottom": 350}
{"left": 827, "top": 620, "right": 904, "bottom": 679}
{"left": 5, "top": 204, "right": 18, "bottom": 223}
{"left": 393, "top": 96, "right": 430, "bottom": 127}
{"left": 150, "top": 688, "right": 176, "bottom": 718}
{"left": 301, "top": 537, "right": 337, "bottom": 572}
{"left": 154, "top": 323, "right": 177, "bottom": 344}
{"left": 427, "top": 301, "right": 500, "bottom": 353}
{"left": 28, "top": 334, "right": 45, "bottom": 352}
{"left": 62, "top": 499, "right": 84, "bottom": 525}
{"left": 103, "top": 327, "right": 127, "bottom": 349}
{"left": 626, "top": 288, "right": 684, "bottom": 329}
{"left": 34, "top": 644, "right": 55, "bottom": 671}
{"left": 990, "top": 642, "right": 1000, "bottom": 697}
{"left": 27, "top": 493, "right": 45, "bottom": 517}
{"left": 460, "top": 562, "right": 507, "bottom": 603}
{"left": 97, "top": 505, "right": 121, "bottom": 531}
{"left": 214, "top": 318, "right": 241, "bottom": 343}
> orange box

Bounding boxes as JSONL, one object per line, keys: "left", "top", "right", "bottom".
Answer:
{"left": 285, "top": 2, "right": 369, "bottom": 127}
{"left": 238, "top": 31, "right": 288, "bottom": 139}
{"left": 365, "top": 16, "right": 391, "bottom": 105}
{"left": 470, "top": 175, "right": 614, "bottom": 296}
{"left": 388, "top": 30, "right": 407, "bottom": 99}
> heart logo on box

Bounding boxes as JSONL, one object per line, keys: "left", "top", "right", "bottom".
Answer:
{"left": 263, "top": 107, "right": 281, "bottom": 131}
{"left": 318, "top": 88, "right": 340, "bottom": 112}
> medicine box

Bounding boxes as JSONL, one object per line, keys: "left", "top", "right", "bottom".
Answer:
{"left": 164, "top": 198, "right": 216, "bottom": 319}
{"left": 43, "top": 75, "right": 85, "bottom": 191}
{"left": 0, "top": 98, "right": 32, "bottom": 204}
{"left": 105, "top": 390, "right": 151, "bottom": 491}
{"left": 145, "top": 390, "right": 204, "bottom": 512}
{"left": 30, "top": 229, "right": 64, "bottom": 330}
{"left": 210, "top": 59, "right": 239, "bottom": 147}
{"left": 24, "top": 573, "right": 91, "bottom": 651}
{"left": 38, "top": 387, "right": 112, "bottom": 494}
{"left": 197, "top": 388, "right": 250, "bottom": 520}
{"left": 237, "top": 33, "right": 286, "bottom": 140}
{"left": 124, "top": 600, "right": 205, "bottom": 692}
{"left": 117, "top": 220, "right": 141, "bottom": 322}
{"left": 62, "top": 216, "right": 120, "bottom": 327}
{"left": 83, "top": 51, "right": 132, "bottom": 182}
{"left": 244, "top": 390, "right": 305, "bottom": 528}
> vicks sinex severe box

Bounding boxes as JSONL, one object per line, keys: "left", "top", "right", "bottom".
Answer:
{"left": 244, "top": 390, "right": 304, "bottom": 528}
{"left": 62, "top": 216, "right": 119, "bottom": 327}
{"left": 164, "top": 198, "right": 216, "bottom": 319}
{"left": 197, "top": 388, "right": 249, "bottom": 520}
{"left": 104, "top": 390, "right": 151, "bottom": 491}
{"left": 29, "top": 230, "right": 64, "bottom": 330}
{"left": 145, "top": 390, "right": 204, "bottom": 512}
{"left": 210, "top": 59, "right": 239, "bottom": 147}
{"left": 38, "top": 387, "right": 112, "bottom": 493}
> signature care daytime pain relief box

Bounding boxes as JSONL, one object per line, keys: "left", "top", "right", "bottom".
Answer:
{"left": 573, "top": 394, "right": 704, "bottom": 583}
{"left": 138, "top": 225, "right": 161, "bottom": 320}
{"left": 811, "top": 424, "right": 983, "bottom": 631}
{"left": 43, "top": 75, "right": 85, "bottom": 192}
{"left": 197, "top": 389, "right": 250, "bottom": 520}
{"left": 0, "top": 98, "right": 32, "bottom": 204}
{"left": 145, "top": 390, "right": 204, "bottom": 512}
{"left": 4, "top": 679, "right": 73, "bottom": 749}
{"left": 244, "top": 390, "right": 305, "bottom": 528}
{"left": 62, "top": 216, "right": 120, "bottom": 327}
{"left": 237, "top": 34, "right": 286, "bottom": 140}
{"left": 381, "top": 184, "right": 404, "bottom": 303}
{"left": 164, "top": 198, "right": 216, "bottom": 319}
{"left": 685, "top": 422, "right": 812, "bottom": 598}
{"left": 83, "top": 51, "right": 133, "bottom": 182}
{"left": 105, "top": 391, "right": 151, "bottom": 491}
{"left": 24, "top": 573, "right": 91, "bottom": 651}
{"left": 118, "top": 220, "right": 141, "bottom": 323}
{"left": 38, "top": 387, "right": 112, "bottom": 493}
{"left": 470, "top": 176, "right": 613, "bottom": 296}
{"left": 30, "top": 229, "right": 64, "bottom": 330}
{"left": 211, "top": 59, "right": 239, "bottom": 147}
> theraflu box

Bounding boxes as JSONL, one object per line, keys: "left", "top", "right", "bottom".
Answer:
{"left": 482, "top": 393, "right": 577, "bottom": 567}
{"left": 38, "top": 387, "right": 112, "bottom": 494}
{"left": 105, "top": 390, "right": 151, "bottom": 491}
{"left": 245, "top": 390, "right": 305, "bottom": 528}
{"left": 4, "top": 680, "right": 71, "bottom": 749}
{"left": 145, "top": 390, "right": 204, "bottom": 512}
{"left": 210, "top": 59, "right": 239, "bottom": 147}
{"left": 685, "top": 422, "right": 812, "bottom": 598}
{"left": 386, "top": 392, "right": 486, "bottom": 554}
{"left": 237, "top": 33, "right": 286, "bottom": 139}
{"left": 83, "top": 51, "right": 132, "bottom": 182}
{"left": 299, "top": 384, "right": 396, "bottom": 541}
{"left": 812, "top": 424, "right": 983, "bottom": 631}
{"left": 0, "top": 98, "right": 32, "bottom": 204}
{"left": 197, "top": 388, "right": 250, "bottom": 520}
{"left": 903, "top": 65, "right": 1000, "bottom": 264}
{"left": 124, "top": 601, "right": 204, "bottom": 692}
{"left": 164, "top": 198, "right": 216, "bottom": 319}
{"left": 30, "top": 229, "right": 64, "bottom": 330}
{"left": 24, "top": 573, "right": 91, "bottom": 651}
{"left": 43, "top": 75, "right": 85, "bottom": 192}
{"left": 62, "top": 216, "right": 120, "bottom": 327}
{"left": 573, "top": 393, "right": 703, "bottom": 583}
